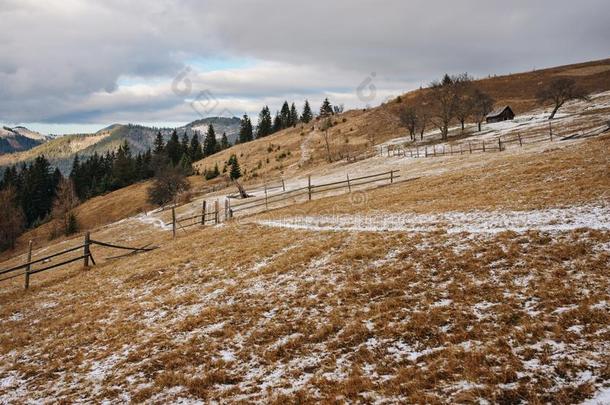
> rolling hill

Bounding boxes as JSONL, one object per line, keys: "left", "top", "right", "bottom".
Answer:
{"left": 0, "top": 126, "right": 47, "bottom": 154}
{"left": 0, "top": 117, "right": 241, "bottom": 174}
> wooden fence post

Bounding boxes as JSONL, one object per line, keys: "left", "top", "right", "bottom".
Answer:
{"left": 201, "top": 200, "right": 206, "bottom": 225}
{"left": 24, "top": 240, "right": 33, "bottom": 290}
{"left": 214, "top": 200, "right": 219, "bottom": 224}
{"left": 469, "top": 142, "right": 472, "bottom": 153}
{"left": 225, "top": 198, "right": 230, "bottom": 221}
{"left": 281, "top": 179, "right": 286, "bottom": 192}
{"left": 498, "top": 137, "right": 503, "bottom": 151}
{"left": 172, "top": 207, "right": 176, "bottom": 238}
{"left": 518, "top": 134, "right": 523, "bottom": 147}
{"left": 425, "top": 146, "right": 428, "bottom": 157}
{"left": 84, "top": 232, "right": 90, "bottom": 267}
{"left": 347, "top": 174, "right": 351, "bottom": 192}
{"left": 390, "top": 170, "right": 394, "bottom": 184}
{"left": 308, "top": 175, "right": 312, "bottom": 201}
{"left": 433, "top": 145, "right": 436, "bottom": 156}
{"left": 264, "top": 184, "right": 269, "bottom": 211}
{"left": 482, "top": 141, "right": 486, "bottom": 152}
{"left": 549, "top": 121, "right": 553, "bottom": 141}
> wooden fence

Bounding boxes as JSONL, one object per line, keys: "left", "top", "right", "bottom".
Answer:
{"left": 165, "top": 169, "right": 402, "bottom": 238}
{"left": 229, "top": 170, "right": 400, "bottom": 217}
{"left": 382, "top": 122, "right": 564, "bottom": 158}
{"left": 0, "top": 232, "right": 155, "bottom": 290}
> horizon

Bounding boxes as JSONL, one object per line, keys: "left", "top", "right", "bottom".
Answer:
{"left": 1, "top": 1, "right": 609, "bottom": 134}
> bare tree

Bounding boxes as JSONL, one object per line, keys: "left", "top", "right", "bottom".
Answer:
{"left": 320, "top": 117, "right": 334, "bottom": 162}
{"left": 398, "top": 106, "right": 418, "bottom": 141}
{"left": 0, "top": 187, "right": 25, "bottom": 251}
{"left": 472, "top": 89, "right": 495, "bottom": 131}
{"left": 52, "top": 178, "right": 80, "bottom": 236}
{"left": 429, "top": 74, "right": 460, "bottom": 140}
{"left": 148, "top": 166, "right": 191, "bottom": 206}
{"left": 333, "top": 104, "right": 345, "bottom": 114}
{"left": 537, "top": 78, "right": 590, "bottom": 119}
{"left": 454, "top": 74, "right": 475, "bottom": 132}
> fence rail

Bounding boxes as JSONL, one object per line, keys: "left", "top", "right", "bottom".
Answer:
{"left": 0, "top": 234, "right": 156, "bottom": 290}
{"left": 380, "top": 121, "right": 575, "bottom": 159}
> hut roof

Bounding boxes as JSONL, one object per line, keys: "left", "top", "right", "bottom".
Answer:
{"left": 486, "top": 106, "right": 513, "bottom": 119}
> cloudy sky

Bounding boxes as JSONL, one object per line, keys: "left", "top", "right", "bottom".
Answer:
{"left": 1, "top": 0, "right": 608, "bottom": 134}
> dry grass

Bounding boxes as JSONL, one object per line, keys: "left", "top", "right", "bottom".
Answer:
{"left": 260, "top": 133, "right": 610, "bottom": 218}
{"left": 0, "top": 221, "right": 608, "bottom": 403}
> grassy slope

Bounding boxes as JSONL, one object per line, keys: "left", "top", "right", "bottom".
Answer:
{"left": 193, "top": 58, "right": 610, "bottom": 185}
{"left": 0, "top": 134, "right": 608, "bottom": 403}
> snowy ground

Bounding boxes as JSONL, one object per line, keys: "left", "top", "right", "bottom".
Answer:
{"left": 255, "top": 204, "right": 610, "bottom": 234}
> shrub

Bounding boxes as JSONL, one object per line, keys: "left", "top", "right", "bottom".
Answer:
{"left": 148, "top": 167, "right": 191, "bottom": 206}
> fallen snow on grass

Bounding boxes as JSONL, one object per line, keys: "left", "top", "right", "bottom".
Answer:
{"left": 256, "top": 205, "right": 610, "bottom": 234}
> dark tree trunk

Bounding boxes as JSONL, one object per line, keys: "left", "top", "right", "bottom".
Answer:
{"left": 548, "top": 102, "right": 563, "bottom": 120}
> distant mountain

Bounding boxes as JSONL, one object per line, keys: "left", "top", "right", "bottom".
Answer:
{"left": 0, "top": 116, "right": 241, "bottom": 174}
{"left": 184, "top": 116, "right": 241, "bottom": 144}
{"left": 0, "top": 126, "right": 46, "bottom": 154}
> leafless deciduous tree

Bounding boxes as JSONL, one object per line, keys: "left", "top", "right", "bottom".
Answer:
{"left": 455, "top": 75, "right": 475, "bottom": 132}
{"left": 472, "top": 89, "right": 495, "bottom": 131}
{"left": 537, "top": 78, "right": 590, "bottom": 120}
{"left": 0, "top": 187, "right": 25, "bottom": 251}
{"left": 429, "top": 74, "right": 460, "bottom": 140}
{"left": 148, "top": 166, "right": 191, "bottom": 206}
{"left": 320, "top": 117, "right": 334, "bottom": 163}
{"left": 398, "top": 106, "right": 418, "bottom": 141}
{"left": 52, "top": 178, "right": 80, "bottom": 236}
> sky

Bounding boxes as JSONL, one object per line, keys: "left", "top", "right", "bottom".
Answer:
{"left": 0, "top": 0, "right": 609, "bottom": 135}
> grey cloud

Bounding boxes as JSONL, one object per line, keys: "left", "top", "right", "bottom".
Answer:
{"left": 0, "top": 0, "right": 608, "bottom": 128}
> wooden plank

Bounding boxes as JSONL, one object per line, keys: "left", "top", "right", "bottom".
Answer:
{"left": 29, "top": 255, "right": 86, "bottom": 275}
{"left": 24, "top": 240, "right": 32, "bottom": 290}
{"left": 83, "top": 232, "right": 90, "bottom": 268}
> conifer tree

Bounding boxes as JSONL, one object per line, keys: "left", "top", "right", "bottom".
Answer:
{"left": 301, "top": 100, "right": 313, "bottom": 123}
{"left": 180, "top": 132, "right": 190, "bottom": 157}
{"left": 280, "top": 101, "right": 291, "bottom": 128}
{"left": 320, "top": 98, "right": 334, "bottom": 117}
{"left": 256, "top": 106, "right": 273, "bottom": 138}
{"left": 273, "top": 111, "right": 282, "bottom": 133}
{"left": 229, "top": 155, "right": 241, "bottom": 180}
{"left": 165, "top": 130, "right": 181, "bottom": 166}
{"left": 239, "top": 113, "right": 254, "bottom": 143}
{"left": 189, "top": 133, "right": 203, "bottom": 162}
{"left": 290, "top": 103, "right": 299, "bottom": 127}
{"left": 153, "top": 131, "right": 165, "bottom": 154}
{"left": 203, "top": 124, "right": 217, "bottom": 157}
{"left": 112, "top": 141, "right": 135, "bottom": 188}
{"left": 220, "top": 132, "right": 230, "bottom": 150}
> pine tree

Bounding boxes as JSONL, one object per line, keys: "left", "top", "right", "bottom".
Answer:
{"left": 280, "top": 101, "right": 291, "bottom": 128}
{"left": 165, "top": 130, "right": 181, "bottom": 166}
{"left": 112, "top": 141, "right": 135, "bottom": 189}
{"left": 290, "top": 102, "right": 299, "bottom": 127}
{"left": 203, "top": 124, "right": 217, "bottom": 157}
{"left": 189, "top": 133, "right": 203, "bottom": 162}
{"left": 239, "top": 114, "right": 254, "bottom": 143}
{"left": 220, "top": 132, "right": 230, "bottom": 150}
{"left": 229, "top": 155, "right": 241, "bottom": 180}
{"left": 320, "top": 98, "right": 334, "bottom": 117}
{"left": 153, "top": 131, "right": 164, "bottom": 155}
{"left": 180, "top": 132, "right": 190, "bottom": 157}
{"left": 301, "top": 100, "right": 313, "bottom": 123}
{"left": 256, "top": 106, "right": 273, "bottom": 138}
{"left": 273, "top": 111, "right": 282, "bottom": 133}
{"left": 178, "top": 153, "right": 193, "bottom": 175}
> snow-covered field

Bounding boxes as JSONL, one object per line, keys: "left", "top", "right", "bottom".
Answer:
{"left": 256, "top": 204, "right": 610, "bottom": 234}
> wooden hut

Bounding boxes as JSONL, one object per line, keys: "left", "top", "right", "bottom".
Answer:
{"left": 486, "top": 106, "right": 515, "bottom": 123}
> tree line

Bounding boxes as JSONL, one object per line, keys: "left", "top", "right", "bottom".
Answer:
{"left": 235, "top": 98, "right": 341, "bottom": 144}
{"left": 398, "top": 74, "right": 589, "bottom": 141}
